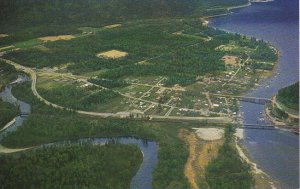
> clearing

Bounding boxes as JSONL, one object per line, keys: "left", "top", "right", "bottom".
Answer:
{"left": 0, "top": 34, "right": 8, "bottom": 38}
{"left": 222, "top": 55, "right": 239, "bottom": 66}
{"left": 193, "top": 128, "right": 224, "bottom": 140}
{"left": 180, "top": 129, "right": 223, "bottom": 189}
{"left": 104, "top": 24, "right": 122, "bottom": 29}
{"left": 96, "top": 50, "right": 128, "bottom": 59}
{"left": 38, "top": 35, "right": 75, "bottom": 42}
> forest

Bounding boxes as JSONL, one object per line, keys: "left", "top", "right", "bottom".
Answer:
{"left": 0, "top": 60, "right": 18, "bottom": 90}
{"left": 250, "top": 44, "right": 278, "bottom": 62}
{"left": 0, "top": 99, "right": 19, "bottom": 130}
{"left": 277, "top": 82, "right": 299, "bottom": 111}
{"left": 0, "top": 144, "right": 142, "bottom": 189}
{"left": 0, "top": 0, "right": 247, "bottom": 46}
{"left": 205, "top": 125, "right": 253, "bottom": 189}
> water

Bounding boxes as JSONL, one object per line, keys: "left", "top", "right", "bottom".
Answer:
{"left": 210, "top": 0, "right": 299, "bottom": 188}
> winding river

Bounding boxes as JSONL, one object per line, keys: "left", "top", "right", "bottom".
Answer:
{"left": 0, "top": 77, "right": 158, "bottom": 189}
{"left": 210, "top": 0, "right": 299, "bottom": 188}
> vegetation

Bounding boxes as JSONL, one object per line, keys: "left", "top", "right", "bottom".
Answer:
{"left": 271, "top": 106, "right": 288, "bottom": 120}
{"left": 0, "top": 0, "right": 248, "bottom": 46}
{"left": 205, "top": 125, "right": 253, "bottom": 189}
{"left": 0, "top": 99, "right": 19, "bottom": 130}
{"left": 37, "top": 83, "right": 120, "bottom": 111}
{"left": 2, "top": 81, "right": 190, "bottom": 188}
{"left": 250, "top": 45, "right": 277, "bottom": 62}
{"left": 277, "top": 82, "right": 299, "bottom": 111}
{"left": 88, "top": 78, "right": 129, "bottom": 89}
{"left": 0, "top": 60, "right": 18, "bottom": 90}
{"left": 0, "top": 144, "right": 142, "bottom": 189}
{"left": 0, "top": 0, "right": 278, "bottom": 188}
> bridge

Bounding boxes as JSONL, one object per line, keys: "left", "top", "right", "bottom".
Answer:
{"left": 211, "top": 93, "right": 272, "bottom": 105}
{"left": 239, "top": 97, "right": 271, "bottom": 105}
{"left": 20, "top": 113, "right": 30, "bottom": 117}
{"left": 238, "top": 124, "right": 275, "bottom": 130}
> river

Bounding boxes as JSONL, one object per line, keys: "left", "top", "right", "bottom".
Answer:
{"left": 210, "top": 0, "right": 299, "bottom": 188}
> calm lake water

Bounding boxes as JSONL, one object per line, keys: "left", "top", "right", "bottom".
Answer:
{"left": 210, "top": 0, "right": 299, "bottom": 188}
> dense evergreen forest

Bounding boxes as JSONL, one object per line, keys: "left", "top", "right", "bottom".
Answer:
{"left": 0, "top": 99, "right": 19, "bottom": 130}
{"left": 0, "top": 0, "right": 247, "bottom": 46}
{"left": 0, "top": 144, "right": 142, "bottom": 189}
{"left": 0, "top": 61, "right": 18, "bottom": 90}
{"left": 205, "top": 125, "right": 253, "bottom": 189}
{"left": 277, "top": 82, "right": 299, "bottom": 111}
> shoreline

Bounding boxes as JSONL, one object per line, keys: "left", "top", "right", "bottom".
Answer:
{"left": 264, "top": 99, "right": 299, "bottom": 134}
{"left": 202, "top": 0, "right": 252, "bottom": 21}
{"left": 234, "top": 132, "right": 279, "bottom": 189}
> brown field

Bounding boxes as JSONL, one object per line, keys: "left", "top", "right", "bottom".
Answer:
{"left": 104, "top": 24, "right": 122, "bottom": 29}
{"left": 222, "top": 55, "right": 239, "bottom": 65}
{"left": 96, "top": 50, "right": 128, "bottom": 59}
{"left": 38, "top": 35, "right": 75, "bottom": 42}
{"left": 180, "top": 129, "right": 223, "bottom": 189}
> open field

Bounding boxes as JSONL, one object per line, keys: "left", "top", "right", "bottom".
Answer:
{"left": 96, "top": 50, "right": 128, "bottom": 59}
{"left": 38, "top": 35, "right": 75, "bottom": 42}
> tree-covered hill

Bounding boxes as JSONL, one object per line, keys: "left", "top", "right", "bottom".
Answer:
{"left": 277, "top": 82, "right": 299, "bottom": 111}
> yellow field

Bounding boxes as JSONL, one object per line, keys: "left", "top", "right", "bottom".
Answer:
{"left": 96, "top": 50, "right": 128, "bottom": 59}
{"left": 38, "top": 35, "right": 75, "bottom": 42}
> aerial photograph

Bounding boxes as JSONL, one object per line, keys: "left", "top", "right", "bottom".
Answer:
{"left": 0, "top": 0, "right": 298, "bottom": 189}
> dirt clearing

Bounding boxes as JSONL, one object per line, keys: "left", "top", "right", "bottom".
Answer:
{"left": 222, "top": 55, "right": 239, "bottom": 65}
{"left": 38, "top": 35, "right": 75, "bottom": 42}
{"left": 180, "top": 129, "right": 223, "bottom": 189}
{"left": 0, "top": 34, "right": 8, "bottom": 38}
{"left": 193, "top": 128, "right": 224, "bottom": 140}
{"left": 104, "top": 24, "right": 122, "bottom": 29}
{"left": 96, "top": 50, "right": 128, "bottom": 59}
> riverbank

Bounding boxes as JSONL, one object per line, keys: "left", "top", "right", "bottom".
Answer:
{"left": 264, "top": 99, "right": 299, "bottom": 134}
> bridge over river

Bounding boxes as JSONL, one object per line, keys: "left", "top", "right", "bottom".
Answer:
{"left": 211, "top": 93, "right": 272, "bottom": 105}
